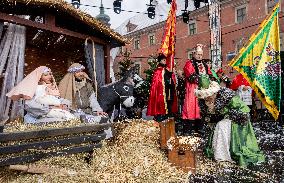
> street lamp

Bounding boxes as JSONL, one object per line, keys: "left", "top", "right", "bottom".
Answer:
{"left": 71, "top": 0, "right": 80, "bottom": 9}
{"left": 113, "top": 0, "right": 122, "bottom": 14}
{"left": 147, "top": 5, "right": 156, "bottom": 19}
{"left": 147, "top": 0, "right": 156, "bottom": 19}
{"left": 194, "top": 0, "right": 209, "bottom": 9}
{"left": 182, "top": 11, "right": 189, "bottom": 24}
{"left": 182, "top": 0, "right": 189, "bottom": 24}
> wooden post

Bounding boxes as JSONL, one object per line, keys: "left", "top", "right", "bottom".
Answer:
{"left": 159, "top": 118, "right": 176, "bottom": 149}
{"left": 104, "top": 45, "right": 111, "bottom": 84}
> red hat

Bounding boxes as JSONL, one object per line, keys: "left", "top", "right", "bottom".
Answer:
{"left": 217, "top": 68, "right": 224, "bottom": 74}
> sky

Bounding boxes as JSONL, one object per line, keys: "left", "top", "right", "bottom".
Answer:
{"left": 67, "top": 0, "right": 167, "bottom": 29}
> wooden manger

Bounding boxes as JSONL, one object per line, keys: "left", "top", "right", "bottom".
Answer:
{"left": 0, "top": 123, "right": 111, "bottom": 166}
{"left": 160, "top": 118, "right": 197, "bottom": 173}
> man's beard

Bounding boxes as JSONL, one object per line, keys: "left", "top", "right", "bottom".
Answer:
{"left": 75, "top": 76, "right": 85, "bottom": 82}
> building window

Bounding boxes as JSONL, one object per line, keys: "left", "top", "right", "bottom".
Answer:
{"left": 188, "top": 21, "right": 197, "bottom": 35}
{"left": 226, "top": 51, "right": 236, "bottom": 62}
{"left": 134, "top": 39, "right": 140, "bottom": 50}
{"left": 267, "top": 0, "right": 279, "bottom": 14}
{"left": 235, "top": 37, "right": 247, "bottom": 53}
{"left": 126, "top": 21, "right": 138, "bottom": 33}
{"left": 134, "top": 62, "right": 141, "bottom": 75}
{"left": 236, "top": 6, "right": 246, "bottom": 23}
{"left": 149, "top": 34, "right": 155, "bottom": 46}
{"left": 187, "top": 50, "right": 194, "bottom": 59}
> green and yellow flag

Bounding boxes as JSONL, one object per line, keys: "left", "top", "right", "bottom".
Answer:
{"left": 229, "top": 3, "right": 281, "bottom": 120}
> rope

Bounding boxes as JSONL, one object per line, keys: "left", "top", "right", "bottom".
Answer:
{"left": 85, "top": 38, "right": 98, "bottom": 98}
{"left": 112, "top": 85, "right": 131, "bottom": 118}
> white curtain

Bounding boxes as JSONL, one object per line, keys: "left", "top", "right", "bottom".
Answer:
{"left": 110, "top": 47, "right": 120, "bottom": 83}
{"left": 0, "top": 23, "right": 26, "bottom": 120}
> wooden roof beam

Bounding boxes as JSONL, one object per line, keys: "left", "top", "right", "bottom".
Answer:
{"left": 0, "top": 12, "right": 106, "bottom": 45}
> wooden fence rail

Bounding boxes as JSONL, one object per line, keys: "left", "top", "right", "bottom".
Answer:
{"left": 0, "top": 123, "right": 111, "bottom": 166}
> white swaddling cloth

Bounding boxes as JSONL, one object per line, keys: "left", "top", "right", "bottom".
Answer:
{"left": 25, "top": 85, "right": 76, "bottom": 123}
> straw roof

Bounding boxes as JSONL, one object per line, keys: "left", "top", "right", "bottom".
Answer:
{"left": 0, "top": 0, "right": 128, "bottom": 46}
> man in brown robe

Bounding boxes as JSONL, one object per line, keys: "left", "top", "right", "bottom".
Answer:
{"left": 59, "top": 63, "right": 108, "bottom": 124}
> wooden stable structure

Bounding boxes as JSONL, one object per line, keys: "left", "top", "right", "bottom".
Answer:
{"left": 0, "top": 0, "right": 127, "bottom": 83}
{"left": 0, "top": 0, "right": 128, "bottom": 121}
{"left": 160, "top": 118, "right": 197, "bottom": 173}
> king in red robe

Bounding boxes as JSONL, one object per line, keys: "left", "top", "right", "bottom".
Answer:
{"left": 182, "top": 44, "right": 212, "bottom": 121}
{"left": 147, "top": 54, "right": 178, "bottom": 121}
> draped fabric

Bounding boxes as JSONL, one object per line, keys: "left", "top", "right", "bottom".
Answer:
{"left": 0, "top": 23, "right": 26, "bottom": 120}
{"left": 84, "top": 41, "right": 105, "bottom": 89}
{"left": 212, "top": 119, "right": 232, "bottom": 162}
{"left": 6, "top": 66, "right": 56, "bottom": 101}
{"left": 95, "top": 45, "right": 105, "bottom": 87}
{"left": 84, "top": 41, "right": 96, "bottom": 85}
{"left": 110, "top": 47, "right": 119, "bottom": 83}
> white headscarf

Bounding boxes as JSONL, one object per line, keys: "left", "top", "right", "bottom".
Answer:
{"left": 6, "top": 66, "right": 59, "bottom": 100}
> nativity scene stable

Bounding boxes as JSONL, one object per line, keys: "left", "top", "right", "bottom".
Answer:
{"left": 0, "top": 0, "right": 129, "bottom": 121}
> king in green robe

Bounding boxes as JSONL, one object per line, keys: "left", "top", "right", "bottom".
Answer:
{"left": 195, "top": 81, "right": 265, "bottom": 167}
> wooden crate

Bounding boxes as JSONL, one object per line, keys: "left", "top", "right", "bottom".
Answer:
{"left": 168, "top": 146, "right": 196, "bottom": 173}
{"left": 159, "top": 118, "right": 176, "bottom": 149}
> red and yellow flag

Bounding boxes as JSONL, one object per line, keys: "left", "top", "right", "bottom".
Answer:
{"left": 159, "top": 0, "right": 177, "bottom": 71}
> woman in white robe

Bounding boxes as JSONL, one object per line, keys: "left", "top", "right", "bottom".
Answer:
{"left": 6, "top": 66, "right": 76, "bottom": 123}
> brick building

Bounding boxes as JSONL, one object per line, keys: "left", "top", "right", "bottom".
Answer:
{"left": 113, "top": 0, "right": 284, "bottom": 79}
